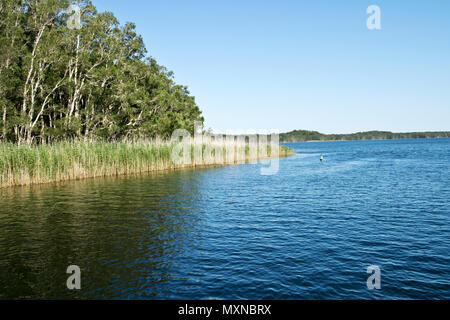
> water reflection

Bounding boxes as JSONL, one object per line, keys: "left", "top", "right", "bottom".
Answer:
{"left": 0, "top": 169, "right": 206, "bottom": 299}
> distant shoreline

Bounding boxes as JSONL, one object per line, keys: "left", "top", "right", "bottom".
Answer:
{"left": 280, "top": 130, "right": 450, "bottom": 143}
{"left": 284, "top": 137, "right": 450, "bottom": 143}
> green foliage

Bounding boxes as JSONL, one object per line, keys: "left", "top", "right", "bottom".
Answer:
{"left": 280, "top": 130, "right": 450, "bottom": 142}
{"left": 0, "top": 0, "right": 204, "bottom": 144}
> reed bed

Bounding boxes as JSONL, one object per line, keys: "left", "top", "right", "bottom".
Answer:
{"left": 0, "top": 140, "right": 294, "bottom": 188}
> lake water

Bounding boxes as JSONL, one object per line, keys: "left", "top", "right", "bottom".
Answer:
{"left": 0, "top": 138, "right": 449, "bottom": 299}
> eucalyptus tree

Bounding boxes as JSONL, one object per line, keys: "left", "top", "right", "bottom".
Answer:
{"left": 0, "top": 0, "right": 204, "bottom": 144}
{"left": 0, "top": 0, "right": 25, "bottom": 140}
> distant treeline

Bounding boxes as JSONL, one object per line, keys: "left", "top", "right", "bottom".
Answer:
{"left": 0, "top": 0, "right": 203, "bottom": 145}
{"left": 280, "top": 130, "right": 450, "bottom": 142}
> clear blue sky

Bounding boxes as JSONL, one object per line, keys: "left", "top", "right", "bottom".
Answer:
{"left": 94, "top": 0, "right": 450, "bottom": 134}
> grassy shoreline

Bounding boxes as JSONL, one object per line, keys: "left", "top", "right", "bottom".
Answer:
{"left": 0, "top": 140, "right": 294, "bottom": 188}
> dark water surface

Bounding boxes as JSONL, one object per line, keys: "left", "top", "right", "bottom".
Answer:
{"left": 0, "top": 139, "right": 449, "bottom": 299}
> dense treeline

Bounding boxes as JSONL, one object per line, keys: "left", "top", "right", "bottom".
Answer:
{"left": 0, "top": 0, "right": 203, "bottom": 145}
{"left": 280, "top": 130, "right": 450, "bottom": 142}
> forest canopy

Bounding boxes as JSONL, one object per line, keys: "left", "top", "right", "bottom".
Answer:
{"left": 0, "top": 0, "right": 204, "bottom": 144}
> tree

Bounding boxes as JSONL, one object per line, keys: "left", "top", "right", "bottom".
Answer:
{"left": 0, "top": 0, "right": 204, "bottom": 144}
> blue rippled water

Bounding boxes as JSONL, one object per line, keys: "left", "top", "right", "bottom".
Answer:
{"left": 0, "top": 138, "right": 449, "bottom": 299}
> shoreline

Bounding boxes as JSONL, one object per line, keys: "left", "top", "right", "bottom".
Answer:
{"left": 0, "top": 142, "right": 295, "bottom": 189}
{"left": 282, "top": 136, "right": 450, "bottom": 143}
